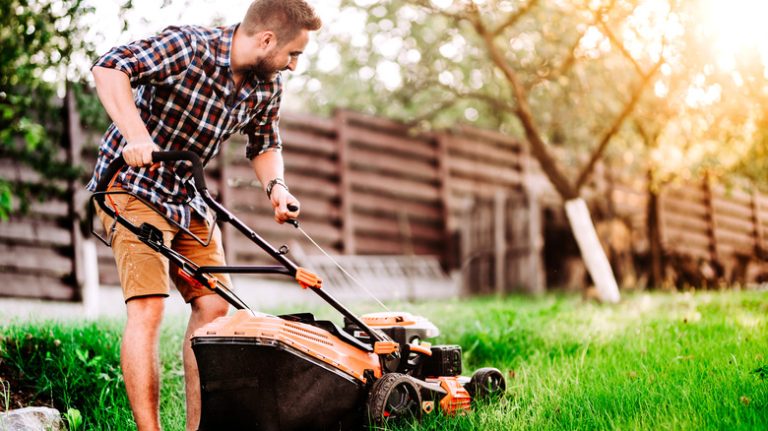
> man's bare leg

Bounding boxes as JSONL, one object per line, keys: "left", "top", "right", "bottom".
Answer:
{"left": 183, "top": 294, "right": 229, "bottom": 431}
{"left": 123, "top": 296, "right": 166, "bottom": 431}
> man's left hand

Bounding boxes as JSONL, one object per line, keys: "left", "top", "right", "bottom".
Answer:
{"left": 269, "top": 185, "right": 300, "bottom": 224}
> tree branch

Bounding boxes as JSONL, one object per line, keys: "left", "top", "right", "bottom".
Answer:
{"left": 598, "top": 20, "right": 645, "bottom": 77}
{"left": 473, "top": 7, "right": 578, "bottom": 199}
{"left": 574, "top": 57, "right": 664, "bottom": 190}
{"left": 407, "top": 0, "right": 469, "bottom": 25}
{"left": 491, "top": 0, "right": 539, "bottom": 36}
{"left": 404, "top": 97, "right": 461, "bottom": 127}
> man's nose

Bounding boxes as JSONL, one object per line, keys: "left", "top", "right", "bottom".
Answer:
{"left": 285, "top": 57, "right": 297, "bottom": 72}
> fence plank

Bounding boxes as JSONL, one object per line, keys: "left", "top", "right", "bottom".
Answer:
{"left": 0, "top": 221, "right": 72, "bottom": 246}
{"left": 348, "top": 171, "right": 441, "bottom": 202}
{"left": 712, "top": 198, "right": 754, "bottom": 220}
{"left": 281, "top": 129, "right": 338, "bottom": 156}
{"left": 447, "top": 157, "right": 523, "bottom": 186}
{"left": 354, "top": 234, "right": 442, "bottom": 255}
{"left": 351, "top": 193, "right": 443, "bottom": 223}
{"left": 0, "top": 244, "right": 72, "bottom": 276}
{"left": 345, "top": 128, "right": 437, "bottom": 161}
{"left": 0, "top": 273, "right": 76, "bottom": 300}
{"left": 348, "top": 147, "right": 439, "bottom": 182}
{"left": 353, "top": 213, "right": 444, "bottom": 242}
{"left": 445, "top": 136, "right": 525, "bottom": 168}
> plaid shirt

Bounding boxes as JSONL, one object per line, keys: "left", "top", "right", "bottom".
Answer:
{"left": 86, "top": 24, "right": 283, "bottom": 228}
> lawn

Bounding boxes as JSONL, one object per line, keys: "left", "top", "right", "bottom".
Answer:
{"left": 1, "top": 290, "right": 767, "bottom": 430}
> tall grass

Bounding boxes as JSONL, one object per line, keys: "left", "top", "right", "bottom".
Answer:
{"left": 1, "top": 290, "right": 767, "bottom": 430}
{"left": 0, "top": 316, "right": 187, "bottom": 430}
{"left": 397, "top": 290, "right": 768, "bottom": 430}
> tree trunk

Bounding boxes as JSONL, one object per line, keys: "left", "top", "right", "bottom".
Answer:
{"left": 564, "top": 198, "right": 621, "bottom": 303}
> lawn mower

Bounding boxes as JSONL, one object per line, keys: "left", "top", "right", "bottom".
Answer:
{"left": 91, "top": 151, "right": 506, "bottom": 430}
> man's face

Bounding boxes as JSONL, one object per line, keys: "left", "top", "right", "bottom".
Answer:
{"left": 253, "top": 29, "right": 309, "bottom": 82}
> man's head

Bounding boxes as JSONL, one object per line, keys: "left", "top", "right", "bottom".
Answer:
{"left": 239, "top": 0, "right": 322, "bottom": 81}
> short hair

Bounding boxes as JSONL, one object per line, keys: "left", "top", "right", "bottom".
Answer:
{"left": 242, "top": 0, "right": 322, "bottom": 45}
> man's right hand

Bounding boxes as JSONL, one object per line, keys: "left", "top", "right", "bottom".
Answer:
{"left": 122, "top": 140, "right": 160, "bottom": 167}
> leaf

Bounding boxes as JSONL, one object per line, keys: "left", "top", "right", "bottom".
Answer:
{"left": 75, "top": 348, "right": 89, "bottom": 364}
{"left": 0, "top": 181, "right": 11, "bottom": 222}
{"left": 64, "top": 407, "right": 83, "bottom": 431}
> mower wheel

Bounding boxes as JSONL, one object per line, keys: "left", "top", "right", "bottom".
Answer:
{"left": 367, "top": 373, "right": 422, "bottom": 426}
{"left": 466, "top": 367, "right": 506, "bottom": 400}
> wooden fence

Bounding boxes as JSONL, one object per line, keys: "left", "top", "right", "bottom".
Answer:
{"left": 658, "top": 181, "right": 768, "bottom": 284}
{"left": 0, "top": 93, "right": 84, "bottom": 300}
{"left": 460, "top": 190, "right": 545, "bottom": 295}
{"left": 6, "top": 94, "right": 768, "bottom": 301}
{"left": 85, "top": 108, "right": 537, "bottom": 294}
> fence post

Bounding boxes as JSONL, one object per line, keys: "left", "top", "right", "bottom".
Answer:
{"left": 649, "top": 183, "right": 664, "bottom": 288}
{"left": 751, "top": 190, "right": 764, "bottom": 257}
{"left": 703, "top": 178, "right": 718, "bottom": 262}
{"left": 335, "top": 110, "right": 355, "bottom": 254}
{"left": 494, "top": 189, "right": 507, "bottom": 295}
{"left": 65, "top": 85, "right": 100, "bottom": 307}
{"left": 525, "top": 185, "right": 545, "bottom": 294}
{"left": 459, "top": 197, "right": 474, "bottom": 295}
{"left": 435, "top": 132, "right": 454, "bottom": 268}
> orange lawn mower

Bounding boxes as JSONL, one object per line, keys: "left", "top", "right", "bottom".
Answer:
{"left": 91, "top": 151, "right": 506, "bottom": 430}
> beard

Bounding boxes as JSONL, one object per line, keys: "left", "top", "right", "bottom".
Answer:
{"left": 252, "top": 51, "right": 283, "bottom": 82}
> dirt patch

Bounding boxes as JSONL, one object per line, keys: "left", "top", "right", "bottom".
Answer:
{"left": 0, "top": 360, "right": 54, "bottom": 411}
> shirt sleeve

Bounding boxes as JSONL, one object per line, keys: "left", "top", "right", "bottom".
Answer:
{"left": 243, "top": 84, "right": 283, "bottom": 160}
{"left": 92, "top": 26, "right": 194, "bottom": 87}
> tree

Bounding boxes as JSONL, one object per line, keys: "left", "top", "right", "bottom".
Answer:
{"left": 0, "top": 0, "right": 131, "bottom": 220}
{"left": 301, "top": 0, "right": 686, "bottom": 300}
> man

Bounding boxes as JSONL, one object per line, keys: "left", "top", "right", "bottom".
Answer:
{"left": 86, "top": 1, "right": 322, "bottom": 429}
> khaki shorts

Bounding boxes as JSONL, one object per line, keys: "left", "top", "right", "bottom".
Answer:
{"left": 96, "top": 189, "right": 232, "bottom": 303}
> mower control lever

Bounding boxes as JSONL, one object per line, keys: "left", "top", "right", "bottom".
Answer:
{"left": 286, "top": 204, "right": 300, "bottom": 228}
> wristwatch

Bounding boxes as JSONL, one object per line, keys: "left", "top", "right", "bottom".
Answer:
{"left": 266, "top": 178, "right": 289, "bottom": 198}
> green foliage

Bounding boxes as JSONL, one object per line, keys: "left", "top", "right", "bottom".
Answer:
{"left": 301, "top": 0, "right": 768, "bottom": 192}
{"left": 0, "top": 321, "right": 129, "bottom": 427}
{"left": 0, "top": 318, "right": 187, "bottom": 430}
{"left": 71, "top": 80, "right": 111, "bottom": 134}
{"left": 0, "top": 179, "right": 10, "bottom": 221}
{"left": 0, "top": 0, "right": 119, "bottom": 219}
{"left": 64, "top": 407, "right": 84, "bottom": 431}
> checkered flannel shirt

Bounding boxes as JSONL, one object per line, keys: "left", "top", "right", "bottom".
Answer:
{"left": 86, "top": 24, "right": 283, "bottom": 228}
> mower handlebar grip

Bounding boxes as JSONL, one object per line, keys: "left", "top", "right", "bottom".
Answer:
{"left": 95, "top": 150, "right": 207, "bottom": 193}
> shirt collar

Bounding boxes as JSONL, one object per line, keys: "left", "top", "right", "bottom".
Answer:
{"left": 215, "top": 24, "right": 238, "bottom": 67}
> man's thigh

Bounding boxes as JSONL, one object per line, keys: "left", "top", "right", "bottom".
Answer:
{"left": 96, "top": 190, "right": 177, "bottom": 301}
{"left": 170, "top": 215, "right": 232, "bottom": 303}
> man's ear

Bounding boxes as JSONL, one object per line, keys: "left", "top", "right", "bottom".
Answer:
{"left": 259, "top": 31, "right": 276, "bottom": 49}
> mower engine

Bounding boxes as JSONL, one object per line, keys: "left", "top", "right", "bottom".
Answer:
{"left": 346, "top": 312, "right": 462, "bottom": 377}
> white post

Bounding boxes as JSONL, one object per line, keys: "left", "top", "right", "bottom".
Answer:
{"left": 82, "top": 238, "right": 100, "bottom": 318}
{"left": 564, "top": 198, "right": 620, "bottom": 303}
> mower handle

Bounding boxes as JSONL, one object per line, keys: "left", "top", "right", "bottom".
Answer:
{"left": 95, "top": 151, "right": 300, "bottom": 226}
{"left": 95, "top": 150, "right": 207, "bottom": 194}
{"left": 91, "top": 151, "right": 383, "bottom": 344}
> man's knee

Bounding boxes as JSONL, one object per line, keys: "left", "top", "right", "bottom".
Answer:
{"left": 126, "top": 296, "right": 166, "bottom": 328}
{"left": 190, "top": 294, "right": 229, "bottom": 322}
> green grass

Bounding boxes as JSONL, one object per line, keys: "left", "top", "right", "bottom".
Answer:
{"left": 0, "top": 316, "right": 188, "bottom": 430}
{"left": 1, "top": 290, "right": 767, "bottom": 430}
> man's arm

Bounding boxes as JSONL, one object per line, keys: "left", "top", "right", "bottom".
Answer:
{"left": 92, "top": 66, "right": 158, "bottom": 167}
{"left": 251, "top": 150, "right": 300, "bottom": 224}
